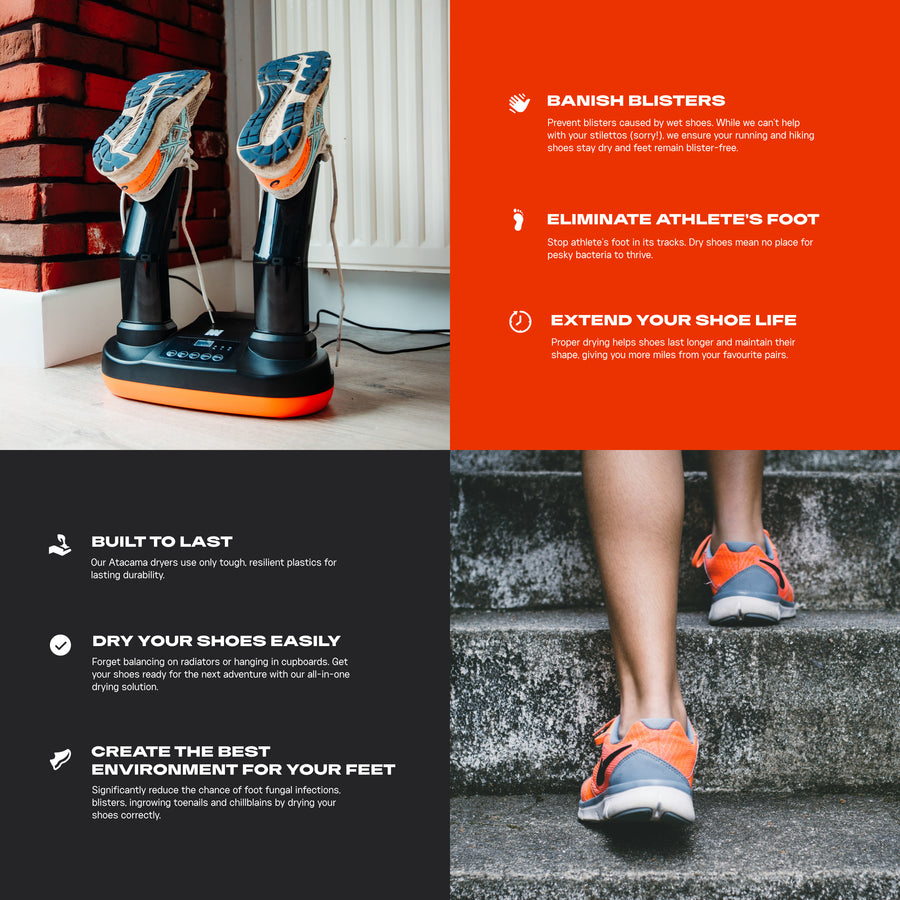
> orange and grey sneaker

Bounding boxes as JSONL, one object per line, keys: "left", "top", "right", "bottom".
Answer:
{"left": 92, "top": 70, "right": 210, "bottom": 202}
{"left": 237, "top": 51, "right": 331, "bottom": 200}
{"left": 692, "top": 531, "right": 795, "bottom": 626}
{"left": 578, "top": 716, "right": 698, "bottom": 824}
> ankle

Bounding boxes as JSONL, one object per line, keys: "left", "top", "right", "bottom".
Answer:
{"left": 618, "top": 696, "right": 688, "bottom": 736}
{"left": 710, "top": 523, "right": 766, "bottom": 553}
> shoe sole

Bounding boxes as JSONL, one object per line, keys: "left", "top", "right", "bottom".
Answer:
{"left": 709, "top": 594, "right": 796, "bottom": 626}
{"left": 578, "top": 785, "right": 695, "bottom": 824}
{"left": 92, "top": 70, "right": 209, "bottom": 196}
{"left": 237, "top": 52, "right": 330, "bottom": 175}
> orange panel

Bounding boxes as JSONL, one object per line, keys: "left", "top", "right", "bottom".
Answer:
{"left": 450, "top": 2, "right": 899, "bottom": 448}
{"left": 102, "top": 374, "right": 333, "bottom": 418}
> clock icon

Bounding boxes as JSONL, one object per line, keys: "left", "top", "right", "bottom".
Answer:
{"left": 509, "top": 309, "right": 532, "bottom": 333}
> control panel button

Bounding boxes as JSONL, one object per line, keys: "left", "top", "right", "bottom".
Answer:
{"left": 160, "top": 337, "right": 239, "bottom": 364}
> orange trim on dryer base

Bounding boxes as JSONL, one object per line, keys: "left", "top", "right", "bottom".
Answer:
{"left": 102, "top": 374, "right": 333, "bottom": 418}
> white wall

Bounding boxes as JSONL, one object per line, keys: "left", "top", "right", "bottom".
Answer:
{"left": 0, "top": 261, "right": 236, "bottom": 368}
{"left": 270, "top": 0, "right": 451, "bottom": 273}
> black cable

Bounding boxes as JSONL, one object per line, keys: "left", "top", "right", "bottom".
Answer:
{"left": 314, "top": 307, "right": 449, "bottom": 355}
{"left": 312, "top": 308, "right": 448, "bottom": 336}
{"left": 161, "top": 286, "right": 448, "bottom": 354}
{"left": 320, "top": 338, "right": 449, "bottom": 354}
{"left": 169, "top": 275, "right": 217, "bottom": 313}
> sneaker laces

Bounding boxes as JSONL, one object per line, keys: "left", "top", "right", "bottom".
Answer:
{"left": 322, "top": 140, "right": 345, "bottom": 366}
{"left": 180, "top": 144, "right": 215, "bottom": 325}
{"left": 119, "top": 188, "right": 128, "bottom": 234}
{"left": 591, "top": 718, "right": 618, "bottom": 747}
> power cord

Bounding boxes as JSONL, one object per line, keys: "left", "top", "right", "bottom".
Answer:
{"left": 169, "top": 275, "right": 217, "bottom": 313}
{"left": 312, "top": 309, "right": 449, "bottom": 354}
{"left": 165, "top": 283, "right": 449, "bottom": 355}
{"left": 311, "top": 308, "right": 448, "bottom": 336}
{"left": 319, "top": 337, "right": 449, "bottom": 354}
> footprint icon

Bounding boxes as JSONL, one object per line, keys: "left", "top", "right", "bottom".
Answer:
{"left": 513, "top": 209, "right": 524, "bottom": 232}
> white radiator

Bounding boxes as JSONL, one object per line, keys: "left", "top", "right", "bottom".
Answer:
{"left": 271, "top": 0, "right": 450, "bottom": 272}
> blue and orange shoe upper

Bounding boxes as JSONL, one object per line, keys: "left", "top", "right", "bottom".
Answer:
{"left": 692, "top": 531, "right": 794, "bottom": 608}
{"left": 580, "top": 716, "right": 698, "bottom": 805}
{"left": 92, "top": 69, "right": 210, "bottom": 203}
{"left": 237, "top": 51, "right": 331, "bottom": 198}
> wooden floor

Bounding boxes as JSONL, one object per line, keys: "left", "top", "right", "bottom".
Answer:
{"left": 0, "top": 326, "right": 449, "bottom": 450}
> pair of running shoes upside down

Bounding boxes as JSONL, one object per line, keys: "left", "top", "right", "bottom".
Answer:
{"left": 579, "top": 533, "right": 794, "bottom": 825}
{"left": 92, "top": 51, "right": 337, "bottom": 335}
{"left": 92, "top": 50, "right": 330, "bottom": 220}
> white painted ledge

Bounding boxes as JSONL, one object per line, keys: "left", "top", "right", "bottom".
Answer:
{"left": 0, "top": 259, "right": 449, "bottom": 367}
{"left": 0, "top": 260, "right": 236, "bottom": 368}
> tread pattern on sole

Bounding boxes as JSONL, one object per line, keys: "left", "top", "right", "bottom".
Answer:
{"left": 92, "top": 70, "right": 208, "bottom": 175}
{"left": 92, "top": 132, "right": 131, "bottom": 172}
{"left": 237, "top": 51, "right": 330, "bottom": 167}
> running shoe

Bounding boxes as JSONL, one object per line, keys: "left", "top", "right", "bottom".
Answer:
{"left": 236, "top": 51, "right": 331, "bottom": 199}
{"left": 578, "top": 716, "right": 698, "bottom": 824}
{"left": 692, "top": 531, "right": 795, "bottom": 625}
{"left": 92, "top": 70, "right": 210, "bottom": 203}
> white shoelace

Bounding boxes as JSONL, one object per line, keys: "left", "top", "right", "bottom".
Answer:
{"left": 180, "top": 147, "right": 215, "bottom": 325}
{"left": 322, "top": 142, "right": 345, "bottom": 366}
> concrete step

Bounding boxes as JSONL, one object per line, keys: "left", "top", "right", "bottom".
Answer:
{"left": 451, "top": 792, "right": 900, "bottom": 900}
{"left": 450, "top": 610, "right": 900, "bottom": 794}
{"left": 450, "top": 471, "right": 899, "bottom": 611}
{"left": 450, "top": 450, "right": 900, "bottom": 474}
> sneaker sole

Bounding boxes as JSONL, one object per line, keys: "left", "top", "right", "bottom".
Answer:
{"left": 92, "top": 70, "right": 209, "bottom": 193}
{"left": 709, "top": 594, "right": 796, "bottom": 626}
{"left": 237, "top": 52, "right": 330, "bottom": 175}
{"left": 578, "top": 785, "right": 695, "bottom": 824}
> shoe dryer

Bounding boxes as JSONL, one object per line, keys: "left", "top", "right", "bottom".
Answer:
{"left": 101, "top": 160, "right": 334, "bottom": 417}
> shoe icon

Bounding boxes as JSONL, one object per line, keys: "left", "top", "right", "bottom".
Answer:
{"left": 50, "top": 749, "right": 72, "bottom": 771}
{"left": 48, "top": 534, "right": 71, "bottom": 557}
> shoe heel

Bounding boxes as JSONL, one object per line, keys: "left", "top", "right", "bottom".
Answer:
{"left": 597, "top": 786, "right": 695, "bottom": 823}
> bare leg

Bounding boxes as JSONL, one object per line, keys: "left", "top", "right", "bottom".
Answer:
{"left": 706, "top": 451, "right": 766, "bottom": 551}
{"left": 582, "top": 450, "right": 687, "bottom": 734}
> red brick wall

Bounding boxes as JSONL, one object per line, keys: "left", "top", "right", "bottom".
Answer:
{"left": 0, "top": 0, "right": 229, "bottom": 292}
